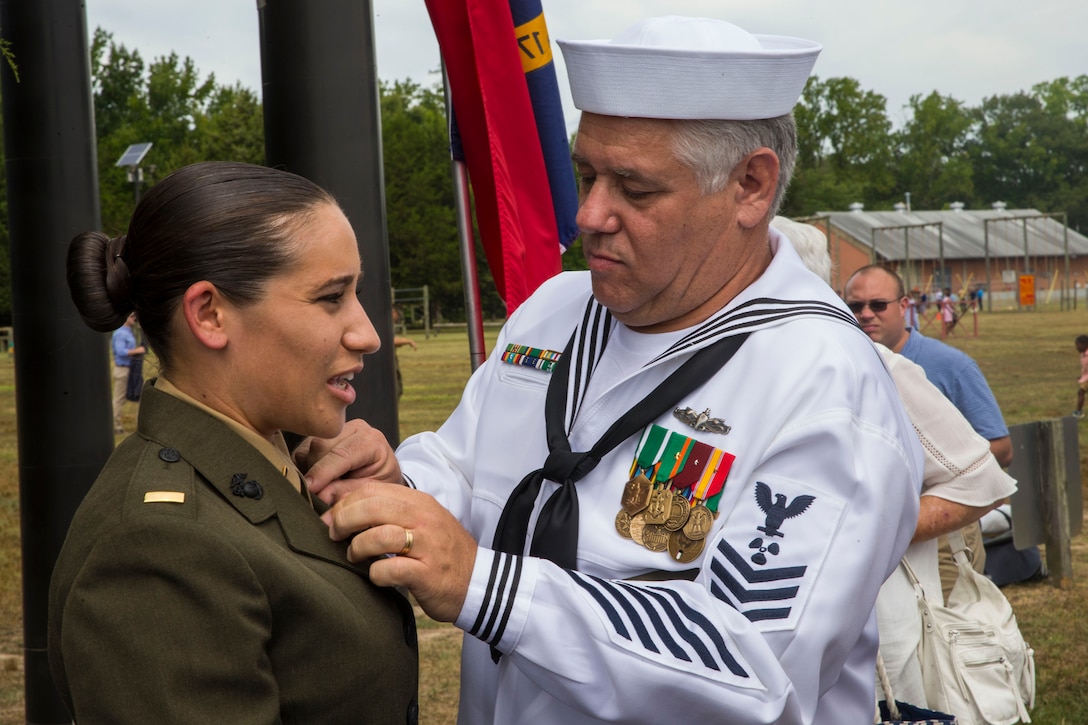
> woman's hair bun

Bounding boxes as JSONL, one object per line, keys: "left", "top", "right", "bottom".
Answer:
{"left": 66, "top": 231, "right": 133, "bottom": 332}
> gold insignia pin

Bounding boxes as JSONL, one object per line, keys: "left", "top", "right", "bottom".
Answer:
{"left": 673, "top": 406, "right": 731, "bottom": 435}
{"left": 144, "top": 491, "right": 185, "bottom": 504}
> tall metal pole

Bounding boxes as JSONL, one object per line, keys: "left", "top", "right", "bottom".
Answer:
{"left": 903, "top": 228, "right": 911, "bottom": 292}
{"left": 1062, "top": 213, "right": 1070, "bottom": 311}
{"left": 984, "top": 222, "right": 993, "bottom": 313}
{"left": 0, "top": 1, "right": 111, "bottom": 721}
{"left": 258, "top": 0, "right": 399, "bottom": 443}
{"left": 442, "top": 66, "right": 486, "bottom": 371}
{"left": 938, "top": 223, "right": 945, "bottom": 291}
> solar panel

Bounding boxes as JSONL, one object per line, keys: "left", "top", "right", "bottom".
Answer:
{"left": 115, "top": 142, "right": 153, "bottom": 167}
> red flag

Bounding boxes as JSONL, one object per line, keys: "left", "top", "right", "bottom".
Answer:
{"left": 424, "top": 0, "right": 564, "bottom": 313}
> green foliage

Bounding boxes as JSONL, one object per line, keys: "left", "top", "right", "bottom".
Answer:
{"left": 91, "top": 28, "right": 265, "bottom": 235}
{"left": 787, "top": 76, "right": 896, "bottom": 215}
{"left": 380, "top": 79, "right": 506, "bottom": 321}
{"left": 968, "top": 77, "right": 1088, "bottom": 230}
{"left": 2, "top": 27, "right": 1087, "bottom": 327}
{"left": 783, "top": 73, "right": 1088, "bottom": 232}
{"left": 893, "top": 92, "right": 975, "bottom": 210}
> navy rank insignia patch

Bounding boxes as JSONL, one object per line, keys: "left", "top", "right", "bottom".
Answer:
{"left": 754, "top": 481, "right": 814, "bottom": 539}
{"left": 709, "top": 476, "right": 844, "bottom": 632}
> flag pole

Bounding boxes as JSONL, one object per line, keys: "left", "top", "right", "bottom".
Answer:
{"left": 443, "top": 63, "right": 488, "bottom": 371}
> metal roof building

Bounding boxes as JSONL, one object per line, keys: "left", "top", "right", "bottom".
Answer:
{"left": 802, "top": 206, "right": 1088, "bottom": 307}
{"left": 815, "top": 207, "right": 1088, "bottom": 262}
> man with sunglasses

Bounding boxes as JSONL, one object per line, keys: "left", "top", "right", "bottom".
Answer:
{"left": 844, "top": 265, "right": 1011, "bottom": 596}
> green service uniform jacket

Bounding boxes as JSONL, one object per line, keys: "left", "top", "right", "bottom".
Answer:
{"left": 48, "top": 382, "right": 419, "bottom": 724}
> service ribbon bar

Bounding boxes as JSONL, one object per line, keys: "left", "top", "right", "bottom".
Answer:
{"left": 501, "top": 343, "right": 563, "bottom": 372}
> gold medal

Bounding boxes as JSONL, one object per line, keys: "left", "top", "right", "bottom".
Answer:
{"left": 643, "top": 486, "right": 673, "bottom": 525}
{"left": 664, "top": 492, "right": 691, "bottom": 531}
{"left": 668, "top": 531, "right": 706, "bottom": 563}
{"left": 628, "top": 512, "right": 648, "bottom": 543}
{"left": 621, "top": 474, "right": 653, "bottom": 515}
{"left": 682, "top": 503, "right": 715, "bottom": 540}
{"left": 615, "top": 509, "right": 633, "bottom": 539}
{"left": 642, "top": 523, "right": 670, "bottom": 552}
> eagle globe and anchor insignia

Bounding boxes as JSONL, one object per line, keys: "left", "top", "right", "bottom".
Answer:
{"left": 748, "top": 481, "right": 815, "bottom": 565}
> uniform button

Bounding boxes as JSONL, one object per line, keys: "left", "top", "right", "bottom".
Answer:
{"left": 406, "top": 699, "right": 419, "bottom": 725}
{"left": 158, "top": 448, "right": 181, "bottom": 463}
{"left": 403, "top": 615, "right": 417, "bottom": 648}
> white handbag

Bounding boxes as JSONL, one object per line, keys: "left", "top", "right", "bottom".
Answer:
{"left": 902, "top": 531, "right": 1035, "bottom": 725}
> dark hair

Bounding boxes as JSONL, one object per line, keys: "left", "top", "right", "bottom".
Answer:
{"left": 67, "top": 161, "right": 338, "bottom": 372}
{"left": 844, "top": 264, "right": 906, "bottom": 299}
{"left": 1076, "top": 335, "right": 1088, "bottom": 347}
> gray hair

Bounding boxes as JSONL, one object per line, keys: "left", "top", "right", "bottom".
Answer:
{"left": 771, "top": 216, "right": 830, "bottom": 284}
{"left": 668, "top": 114, "right": 797, "bottom": 217}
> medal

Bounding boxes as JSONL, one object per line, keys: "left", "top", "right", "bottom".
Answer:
{"left": 668, "top": 531, "right": 706, "bottom": 563}
{"left": 642, "top": 523, "right": 670, "bottom": 552}
{"left": 621, "top": 473, "right": 653, "bottom": 515}
{"left": 643, "top": 485, "right": 673, "bottom": 524}
{"left": 664, "top": 492, "right": 691, "bottom": 531}
{"left": 682, "top": 503, "right": 715, "bottom": 540}
{"left": 628, "top": 512, "right": 648, "bottom": 543}
{"left": 615, "top": 510, "right": 633, "bottom": 539}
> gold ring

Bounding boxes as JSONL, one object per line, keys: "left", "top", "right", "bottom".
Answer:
{"left": 398, "top": 528, "right": 414, "bottom": 556}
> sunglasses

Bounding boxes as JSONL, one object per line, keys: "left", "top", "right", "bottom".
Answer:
{"left": 846, "top": 298, "right": 900, "bottom": 314}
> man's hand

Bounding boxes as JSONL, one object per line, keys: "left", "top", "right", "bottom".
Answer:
{"left": 326, "top": 480, "right": 477, "bottom": 623}
{"left": 295, "top": 419, "right": 403, "bottom": 505}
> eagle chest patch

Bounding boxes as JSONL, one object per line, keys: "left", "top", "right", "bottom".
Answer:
{"left": 708, "top": 477, "right": 845, "bottom": 632}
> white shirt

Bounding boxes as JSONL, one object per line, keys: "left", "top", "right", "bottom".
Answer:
{"left": 874, "top": 345, "right": 1016, "bottom": 707}
{"left": 399, "top": 230, "right": 923, "bottom": 724}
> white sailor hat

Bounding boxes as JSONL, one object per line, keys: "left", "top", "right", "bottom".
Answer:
{"left": 557, "top": 16, "right": 821, "bottom": 120}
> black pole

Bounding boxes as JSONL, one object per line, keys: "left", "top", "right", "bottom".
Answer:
{"left": 0, "top": 1, "right": 112, "bottom": 722}
{"left": 258, "top": 0, "right": 399, "bottom": 445}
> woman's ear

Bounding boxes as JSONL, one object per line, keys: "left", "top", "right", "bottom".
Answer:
{"left": 181, "top": 281, "right": 229, "bottom": 350}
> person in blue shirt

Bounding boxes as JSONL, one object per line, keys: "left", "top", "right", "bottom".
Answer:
{"left": 845, "top": 264, "right": 1011, "bottom": 598}
{"left": 110, "top": 312, "right": 146, "bottom": 433}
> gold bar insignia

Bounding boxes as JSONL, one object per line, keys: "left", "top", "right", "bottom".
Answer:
{"left": 143, "top": 491, "right": 186, "bottom": 504}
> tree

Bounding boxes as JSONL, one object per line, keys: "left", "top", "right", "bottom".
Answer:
{"left": 91, "top": 29, "right": 264, "bottom": 234}
{"left": 968, "top": 78, "right": 1088, "bottom": 229}
{"left": 893, "top": 92, "right": 974, "bottom": 211}
{"left": 787, "top": 76, "right": 895, "bottom": 216}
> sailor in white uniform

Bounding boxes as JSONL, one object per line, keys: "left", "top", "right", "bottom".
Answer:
{"left": 317, "top": 16, "right": 923, "bottom": 725}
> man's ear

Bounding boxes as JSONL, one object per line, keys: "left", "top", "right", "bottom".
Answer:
{"left": 732, "top": 148, "right": 780, "bottom": 229}
{"left": 181, "top": 281, "right": 229, "bottom": 350}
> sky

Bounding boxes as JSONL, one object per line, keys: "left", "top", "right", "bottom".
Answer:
{"left": 85, "top": 0, "right": 1087, "bottom": 131}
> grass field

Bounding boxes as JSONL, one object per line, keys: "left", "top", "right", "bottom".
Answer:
{"left": 0, "top": 308, "right": 1086, "bottom": 724}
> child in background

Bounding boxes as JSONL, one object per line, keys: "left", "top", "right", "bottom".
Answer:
{"left": 1075, "top": 334, "right": 1088, "bottom": 418}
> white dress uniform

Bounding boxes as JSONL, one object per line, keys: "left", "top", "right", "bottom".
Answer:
{"left": 399, "top": 229, "right": 923, "bottom": 724}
